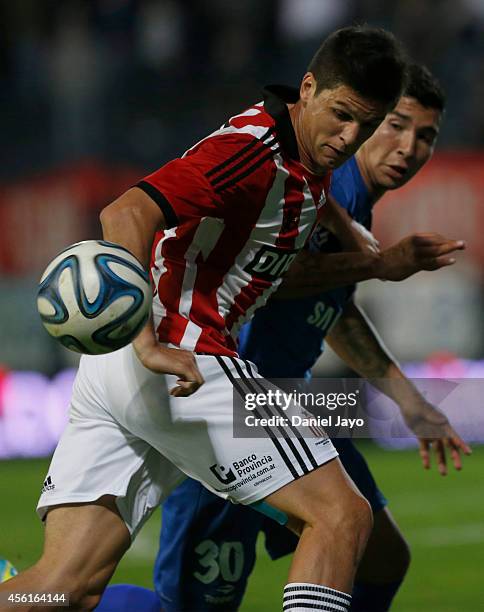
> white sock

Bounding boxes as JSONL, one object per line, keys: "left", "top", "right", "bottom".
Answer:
{"left": 283, "top": 582, "right": 352, "bottom": 611}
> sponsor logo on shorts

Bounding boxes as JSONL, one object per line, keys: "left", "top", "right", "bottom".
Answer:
{"left": 209, "top": 464, "right": 237, "bottom": 484}
{"left": 41, "top": 475, "right": 55, "bottom": 493}
{"left": 210, "top": 453, "right": 276, "bottom": 493}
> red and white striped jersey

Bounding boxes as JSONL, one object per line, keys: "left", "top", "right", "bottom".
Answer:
{"left": 137, "top": 86, "right": 331, "bottom": 357}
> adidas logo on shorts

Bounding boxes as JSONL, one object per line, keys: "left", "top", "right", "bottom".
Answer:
{"left": 41, "top": 475, "right": 55, "bottom": 493}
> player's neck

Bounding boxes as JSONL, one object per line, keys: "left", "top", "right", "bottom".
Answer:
{"left": 288, "top": 102, "right": 326, "bottom": 176}
{"left": 355, "top": 149, "right": 386, "bottom": 204}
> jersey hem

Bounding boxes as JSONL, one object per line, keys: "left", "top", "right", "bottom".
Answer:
{"left": 159, "top": 341, "right": 239, "bottom": 358}
{"left": 37, "top": 489, "right": 132, "bottom": 529}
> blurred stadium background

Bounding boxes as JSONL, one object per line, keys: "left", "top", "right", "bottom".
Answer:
{"left": 0, "top": 1, "right": 483, "bottom": 610}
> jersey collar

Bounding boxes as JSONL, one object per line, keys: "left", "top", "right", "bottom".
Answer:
{"left": 263, "top": 85, "right": 300, "bottom": 160}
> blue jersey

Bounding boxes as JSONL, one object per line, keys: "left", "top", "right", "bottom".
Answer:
{"left": 238, "top": 155, "right": 373, "bottom": 378}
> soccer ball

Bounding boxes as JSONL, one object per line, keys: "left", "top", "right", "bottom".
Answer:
{"left": 37, "top": 240, "right": 152, "bottom": 355}
{"left": 0, "top": 558, "right": 17, "bottom": 583}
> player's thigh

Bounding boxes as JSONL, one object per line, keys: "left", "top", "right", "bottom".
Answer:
{"left": 356, "top": 507, "right": 410, "bottom": 583}
{"left": 264, "top": 456, "right": 368, "bottom": 527}
{"left": 263, "top": 439, "right": 387, "bottom": 559}
{"left": 332, "top": 439, "right": 388, "bottom": 515}
{"left": 40, "top": 496, "right": 130, "bottom": 592}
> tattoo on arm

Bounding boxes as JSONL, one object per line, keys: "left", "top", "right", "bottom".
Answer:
{"left": 326, "top": 302, "right": 393, "bottom": 378}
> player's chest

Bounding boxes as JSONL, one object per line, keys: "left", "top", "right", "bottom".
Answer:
{"left": 249, "top": 172, "right": 325, "bottom": 248}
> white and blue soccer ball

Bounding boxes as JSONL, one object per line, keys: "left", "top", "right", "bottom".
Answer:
{"left": 0, "top": 558, "right": 17, "bottom": 582}
{"left": 37, "top": 240, "right": 152, "bottom": 355}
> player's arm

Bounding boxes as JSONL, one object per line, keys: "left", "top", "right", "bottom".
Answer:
{"left": 277, "top": 232, "right": 465, "bottom": 298}
{"left": 100, "top": 187, "right": 163, "bottom": 266}
{"left": 326, "top": 300, "right": 471, "bottom": 474}
{"left": 100, "top": 187, "right": 204, "bottom": 397}
{"left": 276, "top": 249, "right": 381, "bottom": 298}
{"left": 275, "top": 194, "right": 381, "bottom": 298}
{"left": 319, "top": 194, "right": 380, "bottom": 254}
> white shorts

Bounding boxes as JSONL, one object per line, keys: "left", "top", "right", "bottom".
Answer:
{"left": 38, "top": 346, "right": 338, "bottom": 537}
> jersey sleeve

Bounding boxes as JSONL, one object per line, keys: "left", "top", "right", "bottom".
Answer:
{"left": 136, "top": 132, "right": 277, "bottom": 228}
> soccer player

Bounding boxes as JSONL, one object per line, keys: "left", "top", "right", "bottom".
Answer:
{"left": 153, "top": 64, "right": 471, "bottom": 612}
{"left": 0, "top": 28, "right": 449, "bottom": 612}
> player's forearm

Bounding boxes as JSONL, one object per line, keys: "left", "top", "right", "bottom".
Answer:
{"left": 276, "top": 250, "right": 382, "bottom": 298}
{"left": 319, "top": 194, "right": 367, "bottom": 252}
{"left": 326, "top": 302, "right": 393, "bottom": 378}
{"left": 100, "top": 186, "right": 165, "bottom": 270}
{"left": 327, "top": 302, "right": 423, "bottom": 408}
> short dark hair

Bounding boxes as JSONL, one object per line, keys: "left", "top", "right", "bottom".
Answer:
{"left": 308, "top": 25, "right": 408, "bottom": 107}
{"left": 403, "top": 63, "right": 446, "bottom": 112}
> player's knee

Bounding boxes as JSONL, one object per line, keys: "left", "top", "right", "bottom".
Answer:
{"left": 309, "top": 491, "right": 373, "bottom": 554}
{"left": 65, "top": 587, "right": 101, "bottom": 611}
{"left": 34, "top": 558, "right": 103, "bottom": 611}
{"left": 338, "top": 492, "right": 373, "bottom": 551}
{"left": 56, "top": 579, "right": 102, "bottom": 611}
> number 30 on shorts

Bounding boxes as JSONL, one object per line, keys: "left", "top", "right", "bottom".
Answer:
{"left": 193, "top": 539, "right": 244, "bottom": 584}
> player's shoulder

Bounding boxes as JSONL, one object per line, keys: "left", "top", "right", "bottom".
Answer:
{"left": 331, "top": 157, "right": 361, "bottom": 197}
{"left": 226, "top": 101, "right": 275, "bottom": 136}
{"left": 330, "top": 156, "right": 371, "bottom": 220}
{"left": 185, "top": 102, "right": 276, "bottom": 156}
{"left": 179, "top": 102, "right": 281, "bottom": 194}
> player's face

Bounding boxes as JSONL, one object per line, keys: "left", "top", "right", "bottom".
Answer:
{"left": 296, "top": 74, "right": 389, "bottom": 175}
{"left": 360, "top": 96, "right": 441, "bottom": 190}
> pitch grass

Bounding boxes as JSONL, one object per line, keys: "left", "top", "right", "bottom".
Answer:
{"left": 1, "top": 443, "right": 483, "bottom": 611}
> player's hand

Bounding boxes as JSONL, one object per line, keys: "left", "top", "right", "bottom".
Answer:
{"left": 402, "top": 401, "right": 472, "bottom": 475}
{"left": 379, "top": 233, "right": 465, "bottom": 282}
{"left": 133, "top": 324, "right": 204, "bottom": 396}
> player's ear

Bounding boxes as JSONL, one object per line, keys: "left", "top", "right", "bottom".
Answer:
{"left": 300, "top": 73, "right": 317, "bottom": 104}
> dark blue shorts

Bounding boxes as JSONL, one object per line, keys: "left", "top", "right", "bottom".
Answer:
{"left": 154, "top": 439, "right": 387, "bottom": 611}
{"left": 96, "top": 585, "right": 161, "bottom": 611}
